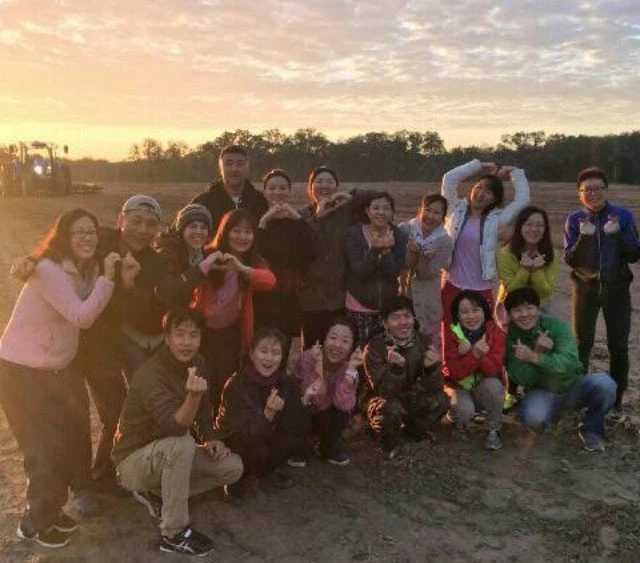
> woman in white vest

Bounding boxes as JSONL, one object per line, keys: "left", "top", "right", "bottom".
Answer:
{"left": 440, "top": 160, "right": 530, "bottom": 326}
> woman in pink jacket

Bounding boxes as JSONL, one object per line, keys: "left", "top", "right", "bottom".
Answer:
{"left": 191, "top": 208, "right": 276, "bottom": 413}
{"left": 0, "top": 208, "right": 120, "bottom": 549}
{"left": 293, "top": 317, "right": 364, "bottom": 466}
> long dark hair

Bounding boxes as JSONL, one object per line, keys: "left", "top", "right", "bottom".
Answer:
{"left": 472, "top": 174, "right": 504, "bottom": 216}
{"left": 205, "top": 208, "right": 262, "bottom": 287}
{"left": 31, "top": 208, "right": 99, "bottom": 264}
{"left": 507, "top": 206, "right": 554, "bottom": 266}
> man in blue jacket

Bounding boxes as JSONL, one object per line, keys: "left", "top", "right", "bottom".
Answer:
{"left": 564, "top": 167, "right": 640, "bottom": 416}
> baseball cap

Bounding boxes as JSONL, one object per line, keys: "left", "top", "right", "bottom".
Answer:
{"left": 121, "top": 194, "right": 162, "bottom": 219}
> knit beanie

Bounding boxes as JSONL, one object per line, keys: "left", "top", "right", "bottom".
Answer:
{"left": 175, "top": 204, "right": 213, "bottom": 234}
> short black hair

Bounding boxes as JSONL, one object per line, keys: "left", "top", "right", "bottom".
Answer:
{"left": 577, "top": 166, "right": 608, "bottom": 189}
{"left": 219, "top": 145, "right": 248, "bottom": 159}
{"left": 451, "top": 290, "right": 492, "bottom": 325}
{"left": 381, "top": 295, "right": 415, "bottom": 320}
{"left": 504, "top": 287, "right": 540, "bottom": 312}
{"left": 162, "top": 307, "right": 205, "bottom": 334}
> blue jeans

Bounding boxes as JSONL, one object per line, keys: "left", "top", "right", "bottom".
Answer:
{"left": 519, "top": 374, "right": 617, "bottom": 438}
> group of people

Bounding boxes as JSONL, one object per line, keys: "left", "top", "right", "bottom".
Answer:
{"left": 0, "top": 144, "right": 638, "bottom": 556}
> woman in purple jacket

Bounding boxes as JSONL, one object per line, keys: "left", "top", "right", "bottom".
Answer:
{"left": 0, "top": 208, "right": 121, "bottom": 549}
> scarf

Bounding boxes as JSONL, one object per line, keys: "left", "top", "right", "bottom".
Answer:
{"left": 244, "top": 364, "right": 283, "bottom": 388}
{"left": 461, "top": 325, "right": 486, "bottom": 345}
{"left": 384, "top": 329, "right": 416, "bottom": 350}
{"left": 406, "top": 218, "right": 448, "bottom": 251}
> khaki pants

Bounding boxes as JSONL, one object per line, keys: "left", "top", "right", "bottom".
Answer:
{"left": 117, "top": 435, "right": 243, "bottom": 537}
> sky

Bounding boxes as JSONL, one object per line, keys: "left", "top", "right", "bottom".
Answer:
{"left": 1, "top": 0, "right": 639, "bottom": 161}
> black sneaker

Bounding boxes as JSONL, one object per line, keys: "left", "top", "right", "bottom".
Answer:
{"left": 160, "top": 527, "right": 215, "bottom": 556}
{"left": 53, "top": 512, "right": 78, "bottom": 533}
{"left": 133, "top": 490, "right": 162, "bottom": 519}
{"left": 17, "top": 524, "right": 72, "bottom": 548}
{"left": 326, "top": 452, "right": 351, "bottom": 466}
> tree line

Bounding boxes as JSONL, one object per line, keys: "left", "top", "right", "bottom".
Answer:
{"left": 12, "top": 128, "right": 640, "bottom": 184}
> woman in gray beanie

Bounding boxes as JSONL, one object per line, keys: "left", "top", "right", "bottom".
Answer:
{"left": 155, "top": 203, "right": 214, "bottom": 307}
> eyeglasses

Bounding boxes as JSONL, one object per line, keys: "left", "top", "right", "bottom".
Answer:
{"left": 70, "top": 230, "right": 98, "bottom": 239}
{"left": 579, "top": 186, "right": 606, "bottom": 194}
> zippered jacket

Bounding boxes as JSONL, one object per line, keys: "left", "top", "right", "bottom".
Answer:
{"left": 506, "top": 316, "right": 583, "bottom": 394}
{"left": 442, "top": 159, "right": 530, "bottom": 282}
{"left": 564, "top": 202, "right": 640, "bottom": 286}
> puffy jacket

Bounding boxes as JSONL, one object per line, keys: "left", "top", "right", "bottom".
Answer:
{"left": 442, "top": 321, "right": 505, "bottom": 384}
{"left": 442, "top": 159, "right": 530, "bottom": 282}
{"left": 344, "top": 223, "right": 408, "bottom": 311}
{"left": 564, "top": 202, "right": 640, "bottom": 286}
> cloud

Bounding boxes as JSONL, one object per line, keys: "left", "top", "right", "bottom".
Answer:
{"left": 0, "top": 0, "right": 638, "bottom": 158}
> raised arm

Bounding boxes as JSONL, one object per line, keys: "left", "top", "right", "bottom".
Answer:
{"left": 441, "top": 159, "right": 484, "bottom": 218}
{"left": 497, "top": 168, "right": 530, "bottom": 226}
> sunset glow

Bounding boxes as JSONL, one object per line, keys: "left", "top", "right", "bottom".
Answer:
{"left": 1, "top": 0, "right": 638, "bottom": 160}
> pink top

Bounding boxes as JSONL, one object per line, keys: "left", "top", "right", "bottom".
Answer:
{"left": 294, "top": 351, "right": 357, "bottom": 413}
{"left": 446, "top": 217, "right": 491, "bottom": 291}
{"left": 203, "top": 271, "right": 241, "bottom": 329}
{"left": 0, "top": 258, "right": 115, "bottom": 370}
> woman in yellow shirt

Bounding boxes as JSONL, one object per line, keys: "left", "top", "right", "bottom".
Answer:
{"left": 496, "top": 206, "right": 559, "bottom": 324}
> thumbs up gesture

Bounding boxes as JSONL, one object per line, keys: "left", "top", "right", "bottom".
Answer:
{"left": 603, "top": 215, "right": 620, "bottom": 235}
{"left": 579, "top": 217, "right": 596, "bottom": 236}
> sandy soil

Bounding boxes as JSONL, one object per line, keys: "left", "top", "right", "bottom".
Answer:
{"left": 0, "top": 181, "right": 639, "bottom": 563}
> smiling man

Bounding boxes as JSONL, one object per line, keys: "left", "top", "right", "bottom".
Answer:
{"left": 364, "top": 296, "right": 449, "bottom": 455}
{"left": 112, "top": 308, "right": 243, "bottom": 556}
{"left": 564, "top": 167, "right": 640, "bottom": 416}
{"left": 191, "top": 145, "right": 268, "bottom": 234}
{"left": 505, "top": 288, "right": 616, "bottom": 452}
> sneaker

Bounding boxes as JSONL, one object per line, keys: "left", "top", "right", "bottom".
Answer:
{"left": 485, "top": 430, "right": 502, "bottom": 451}
{"left": 17, "top": 524, "right": 72, "bottom": 549}
{"left": 287, "top": 456, "right": 307, "bottom": 468}
{"left": 53, "top": 512, "right": 78, "bottom": 533}
{"left": 326, "top": 452, "right": 351, "bottom": 466}
{"left": 607, "top": 407, "right": 625, "bottom": 422}
{"left": 267, "top": 471, "right": 294, "bottom": 489}
{"left": 453, "top": 424, "right": 471, "bottom": 442}
{"left": 133, "top": 490, "right": 162, "bottom": 519}
{"left": 73, "top": 490, "right": 102, "bottom": 518}
{"left": 579, "top": 431, "right": 605, "bottom": 452}
{"left": 160, "top": 527, "right": 215, "bottom": 556}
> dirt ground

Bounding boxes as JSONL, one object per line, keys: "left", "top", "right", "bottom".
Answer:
{"left": 0, "top": 181, "right": 639, "bottom": 563}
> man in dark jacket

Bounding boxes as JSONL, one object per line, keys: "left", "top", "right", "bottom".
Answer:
{"left": 364, "top": 296, "right": 449, "bottom": 454}
{"left": 112, "top": 308, "right": 242, "bottom": 556}
{"left": 564, "top": 167, "right": 640, "bottom": 415}
{"left": 77, "top": 194, "right": 171, "bottom": 494}
{"left": 190, "top": 145, "right": 268, "bottom": 234}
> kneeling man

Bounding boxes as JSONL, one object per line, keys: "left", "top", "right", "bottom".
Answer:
{"left": 112, "top": 308, "right": 243, "bottom": 556}
{"left": 505, "top": 287, "right": 616, "bottom": 452}
{"left": 364, "top": 296, "right": 449, "bottom": 454}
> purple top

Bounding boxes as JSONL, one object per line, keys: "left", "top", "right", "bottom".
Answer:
{"left": 446, "top": 217, "right": 491, "bottom": 291}
{"left": 294, "top": 351, "right": 357, "bottom": 413}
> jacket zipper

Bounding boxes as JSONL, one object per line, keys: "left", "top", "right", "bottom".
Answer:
{"left": 595, "top": 213, "right": 602, "bottom": 296}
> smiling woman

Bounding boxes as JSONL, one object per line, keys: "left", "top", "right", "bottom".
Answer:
{"left": 0, "top": 208, "right": 117, "bottom": 549}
